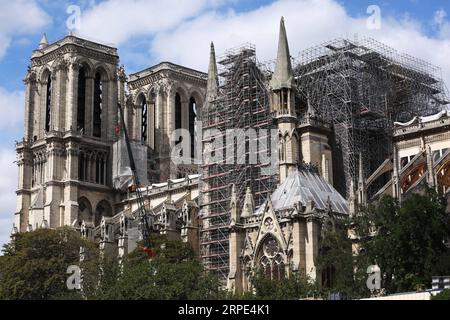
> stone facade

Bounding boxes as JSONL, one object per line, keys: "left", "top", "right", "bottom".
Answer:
{"left": 12, "top": 18, "right": 450, "bottom": 295}
{"left": 14, "top": 35, "right": 207, "bottom": 234}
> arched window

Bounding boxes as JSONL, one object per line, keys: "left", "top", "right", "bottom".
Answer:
{"left": 93, "top": 72, "right": 103, "bottom": 138}
{"left": 141, "top": 96, "right": 148, "bottom": 142}
{"left": 175, "top": 93, "right": 182, "bottom": 131}
{"left": 78, "top": 197, "right": 93, "bottom": 226}
{"left": 77, "top": 67, "right": 86, "bottom": 132}
{"left": 149, "top": 91, "right": 156, "bottom": 149}
{"left": 189, "top": 97, "right": 197, "bottom": 157}
{"left": 45, "top": 74, "right": 52, "bottom": 132}
{"left": 95, "top": 200, "right": 112, "bottom": 226}
{"left": 258, "top": 235, "right": 285, "bottom": 281}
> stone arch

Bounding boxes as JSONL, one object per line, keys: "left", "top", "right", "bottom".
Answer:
{"left": 39, "top": 66, "right": 52, "bottom": 83}
{"left": 77, "top": 197, "right": 93, "bottom": 226}
{"left": 188, "top": 89, "right": 204, "bottom": 117}
{"left": 133, "top": 91, "right": 149, "bottom": 142}
{"left": 93, "top": 63, "right": 113, "bottom": 81}
{"left": 72, "top": 58, "right": 95, "bottom": 77}
{"left": 134, "top": 90, "right": 148, "bottom": 106}
{"left": 40, "top": 68, "right": 53, "bottom": 132}
{"left": 187, "top": 91, "right": 202, "bottom": 159}
{"left": 94, "top": 200, "right": 113, "bottom": 226}
{"left": 174, "top": 86, "right": 189, "bottom": 136}
{"left": 174, "top": 84, "right": 189, "bottom": 102}
{"left": 255, "top": 233, "right": 286, "bottom": 280}
{"left": 92, "top": 65, "right": 110, "bottom": 138}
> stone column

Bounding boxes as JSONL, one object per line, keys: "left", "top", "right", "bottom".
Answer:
{"left": 53, "top": 61, "right": 68, "bottom": 132}
{"left": 23, "top": 70, "right": 36, "bottom": 140}
{"left": 305, "top": 217, "right": 320, "bottom": 282}
{"left": 227, "top": 225, "right": 245, "bottom": 294}
{"left": 68, "top": 63, "right": 79, "bottom": 132}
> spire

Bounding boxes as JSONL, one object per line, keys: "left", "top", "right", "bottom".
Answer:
{"left": 205, "top": 42, "right": 219, "bottom": 104}
{"left": 241, "top": 187, "right": 255, "bottom": 218}
{"left": 39, "top": 33, "right": 48, "bottom": 49}
{"left": 230, "top": 184, "right": 240, "bottom": 225}
{"left": 270, "top": 17, "right": 294, "bottom": 90}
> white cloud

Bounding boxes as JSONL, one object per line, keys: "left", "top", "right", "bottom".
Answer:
{"left": 76, "top": 0, "right": 233, "bottom": 45}
{"left": 0, "top": 149, "right": 17, "bottom": 250}
{"left": 74, "top": 0, "right": 450, "bottom": 90}
{"left": 0, "top": 87, "right": 24, "bottom": 129}
{"left": 433, "top": 9, "right": 447, "bottom": 27}
{"left": 433, "top": 9, "right": 450, "bottom": 40}
{"left": 148, "top": 0, "right": 450, "bottom": 91}
{"left": 0, "top": 0, "right": 50, "bottom": 59}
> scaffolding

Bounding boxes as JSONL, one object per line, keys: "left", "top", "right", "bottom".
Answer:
{"left": 199, "top": 37, "right": 449, "bottom": 278}
{"left": 200, "top": 44, "right": 277, "bottom": 279}
{"left": 294, "top": 37, "right": 449, "bottom": 197}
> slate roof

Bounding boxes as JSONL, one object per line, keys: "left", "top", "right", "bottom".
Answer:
{"left": 257, "top": 169, "right": 349, "bottom": 215}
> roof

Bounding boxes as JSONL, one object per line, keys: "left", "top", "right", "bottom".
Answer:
{"left": 128, "top": 61, "right": 207, "bottom": 82}
{"left": 257, "top": 169, "right": 349, "bottom": 215}
{"left": 31, "top": 34, "right": 118, "bottom": 59}
{"left": 394, "top": 110, "right": 450, "bottom": 127}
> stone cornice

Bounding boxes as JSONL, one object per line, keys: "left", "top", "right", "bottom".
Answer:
{"left": 128, "top": 63, "right": 207, "bottom": 90}
{"left": 32, "top": 39, "right": 118, "bottom": 68}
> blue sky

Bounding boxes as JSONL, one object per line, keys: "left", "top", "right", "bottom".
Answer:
{"left": 0, "top": 0, "right": 449, "bottom": 248}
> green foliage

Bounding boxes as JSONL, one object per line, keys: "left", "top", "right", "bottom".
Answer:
{"left": 87, "top": 235, "right": 225, "bottom": 300}
{"left": 431, "top": 288, "right": 450, "bottom": 300}
{"left": 249, "top": 272, "right": 318, "bottom": 300}
{"left": 316, "top": 220, "right": 365, "bottom": 298}
{"left": 353, "top": 188, "right": 450, "bottom": 295}
{"left": 0, "top": 227, "right": 97, "bottom": 300}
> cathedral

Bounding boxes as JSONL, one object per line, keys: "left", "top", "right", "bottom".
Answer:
{"left": 13, "top": 18, "right": 450, "bottom": 293}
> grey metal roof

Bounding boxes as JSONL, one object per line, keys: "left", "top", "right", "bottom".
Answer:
{"left": 258, "top": 169, "right": 349, "bottom": 215}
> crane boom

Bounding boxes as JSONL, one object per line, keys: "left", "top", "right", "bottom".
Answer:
{"left": 117, "top": 103, "right": 153, "bottom": 251}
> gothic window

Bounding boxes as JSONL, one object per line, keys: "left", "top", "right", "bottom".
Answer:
{"left": 175, "top": 93, "right": 182, "bottom": 147}
{"left": 175, "top": 92, "right": 182, "bottom": 130}
{"left": 258, "top": 235, "right": 285, "bottom": 281}
{"left": 94, "top": 200, "right": 112, "bottom": 227}
{"left": 45, "top": 74, "right": 52, "bottom": 132}
{"left": 141, "top": 96, "right": 148, "bottom": 142}
{"left": 189, "top": 97, "right": 197, "bottom": 157}
{"left": 77, "top": 67, "right": 86, "bottom": 132}
{"left": 149, "top": 91, "right": 156, "bottom": 149}
{"left": 175, "top": 93, "right": 182, "bottom": 130}
{"left": 93, "top": 72, "right": 103, "bottom": 138}
{"left": 77, "top": 197, "right": 93, "bottom": 226}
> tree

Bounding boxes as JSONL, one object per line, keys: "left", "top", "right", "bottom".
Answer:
{"left": 0, "top": 227, "right": 98, "bottom": 300}
{"left": 354, "top": 188, "right": 450, "bottom": 294}
{"left": 247, "top": 271, "right": 318, "bottom": 300}
{"left": 316, "top": 219, "right": 366, "bottom": 298}
{"left": 90, "top": 234, "right": 225, "bottom": 300}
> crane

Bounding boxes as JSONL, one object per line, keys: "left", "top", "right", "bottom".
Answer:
{"left": 117, "top": 103, "right": 155, "bottom": 258}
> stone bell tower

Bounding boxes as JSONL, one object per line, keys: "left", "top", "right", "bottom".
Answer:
{"left": 269, "top": 17, "right": 299, "bottom": 184}
{"left": 15, "top": 34, "right": 122, "bottom": 232}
